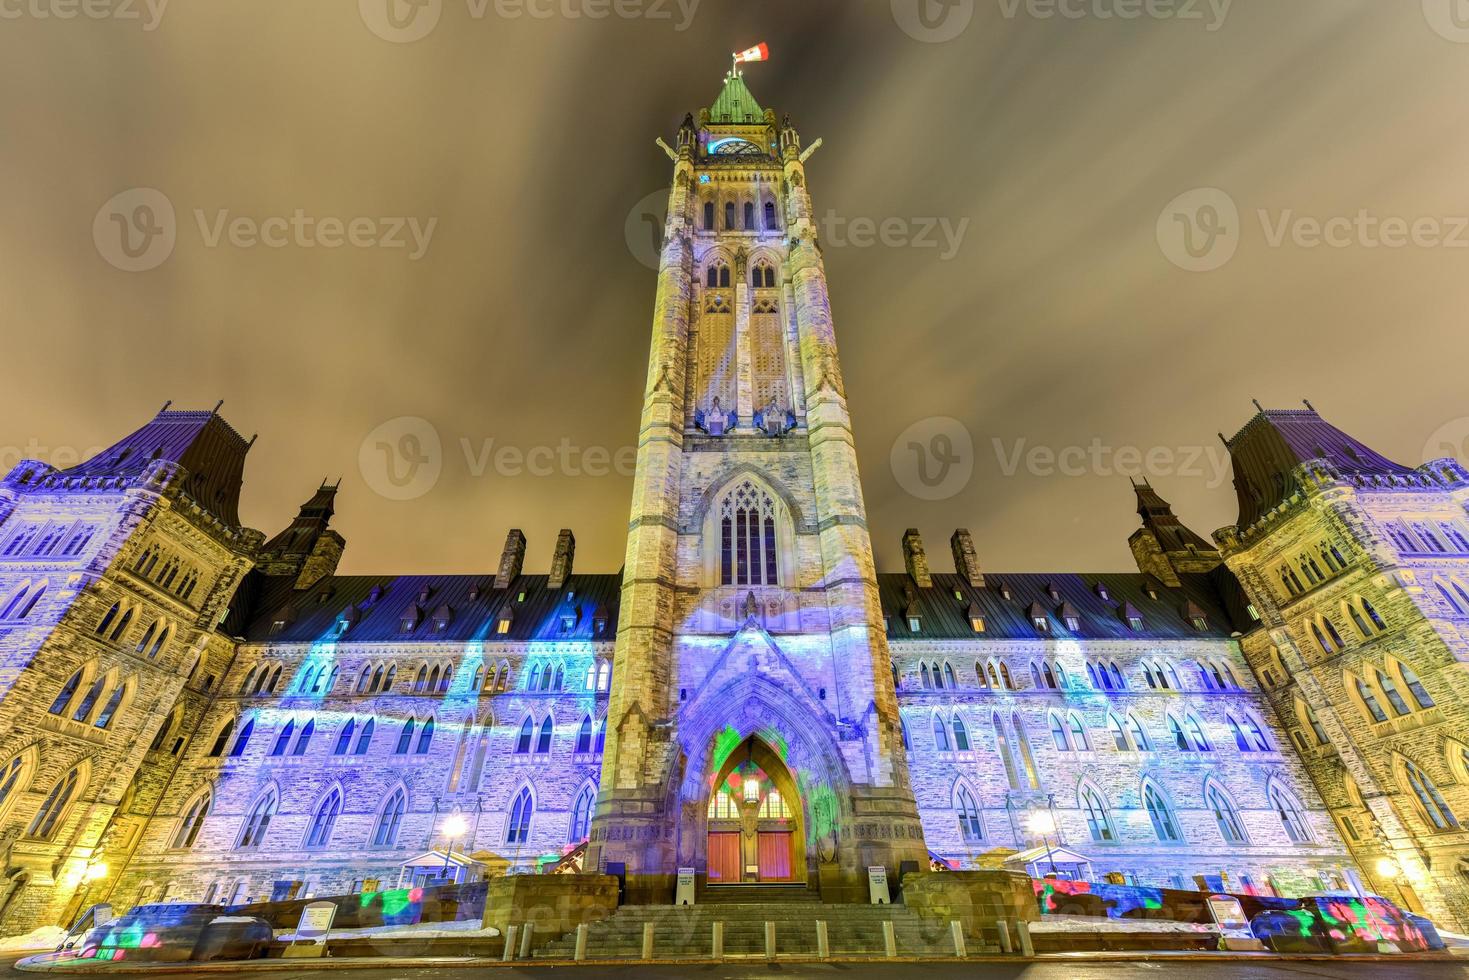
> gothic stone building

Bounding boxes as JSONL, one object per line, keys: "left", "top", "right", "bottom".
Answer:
{"left": 0, "top": 73, "right": 1466, "bottom": 935}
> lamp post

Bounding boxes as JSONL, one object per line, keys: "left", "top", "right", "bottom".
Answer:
{"left": 441, "top": 814, "right": 468, "bottom": 883}
{"left": 1027, "top": 811, "right": 1059, "bottom": 878}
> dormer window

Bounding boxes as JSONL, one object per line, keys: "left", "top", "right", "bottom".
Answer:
{"left": 953, "top": 589, "right": 963, "bottom": 602}
{"left": 431, "top": 605, "right": 453, "bottom": 632}
{"left": 516, "top": 590, "right": 527, "bottom": 603}
{"left": 368, "top": 585, "right": 384, "bottom": 604}
{"left": 1246, "top": 603, "right": 1260, "bottom": 621}
{"left": 1046, "top": 583, "right": 1060, "bottom": 602}
{"left": 966, "top": 603, "right": 984, "bottom": 633}
{"left": 334, "top": 607, "right": 358, "bottom": 637}
{"left": 1121, "top": 603, "right": 1143, "bottom": 631}
{"left": 496, "top": 607, "right": 515, "bottom": 635}
{"left": 1094, "top": 583, "right": 1110, "bottom": 600}
{"left": 1190, "top": 616, "right": 1208, "bottom": 631}
{"left": 1033, "top": 617, "right": 1049, "bottom": 632}
{"left": 998, "top": 584, "right": 1011, "bottom": 601}
{"left": 560, "top": 607, "right": 578, "bottom": 634}
{"left": 592, "top": 606, "right": 609, "bottom": 635}
{"left": 468, "top": 585, "right": 481, "bottom": 602}
{"left": 400, "top": 604, "right": 422, "bottom": 634}
{"left": 1064, "top": 616, "right": 1080, "bottom": 631}
{"left": 418, "top": 586, "right": 432, "bottom": 604}
{"left": 907, "top": 615, "right": 921, "bottom": 633}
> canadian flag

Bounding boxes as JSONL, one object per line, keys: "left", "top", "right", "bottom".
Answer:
{"left": 733, "top": 42, "right": 769, "bottom": 64}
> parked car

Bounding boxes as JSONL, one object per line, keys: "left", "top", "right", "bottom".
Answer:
{"left": 80, "top": 903, "right": 272, "bottom": 963}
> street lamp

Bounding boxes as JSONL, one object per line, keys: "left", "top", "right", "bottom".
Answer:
{"left": 1375, "top": 857, "right": 1401, "bottom": 880}
{"left": 1027, "top": 811, "right": 1059, "bottom": 877}
{"left": 441, "top": 814, "right": 468, "bottom": 882}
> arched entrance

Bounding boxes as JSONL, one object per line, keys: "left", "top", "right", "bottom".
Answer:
{"left": 704, "top": 736, "right": 804, "bottom": 884}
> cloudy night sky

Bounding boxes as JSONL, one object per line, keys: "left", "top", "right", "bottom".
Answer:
{"left": 3, "top": 1, "right": 1468, "bottom": 576}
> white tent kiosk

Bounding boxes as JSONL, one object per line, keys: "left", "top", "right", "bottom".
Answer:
{"left": 1006, "top": 844, "right": 1093, "bottom": 882}
{"left": 396, "top": 850, "right": 487, "bottom": 889}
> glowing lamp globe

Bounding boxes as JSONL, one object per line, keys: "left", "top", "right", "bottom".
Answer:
{"left": 1027, "top": 812, "right": 1057, "bottom": 836}
{"left": 443, "top": 815, "right": 468, "bottom": 839}
{"left": 1375, "top": 858, "right": 1401, "bottom": 879}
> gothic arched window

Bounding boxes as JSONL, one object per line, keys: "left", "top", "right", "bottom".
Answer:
{"left": 1207, "top": 784, "right": 1247, "bottom": 844}
{"left": 704, "top": 201, "right": 715, "bottom": 231}
{"left": 1144, "top": 783, "right": 1182, "bottom": 842}
{"left": 29, "top": 766, "right": 81, "bottom": 840}
{"left": 720, "top": 480, "right": 780, "bottom": 586}
{"left": 373, "top": 789, "right": 407, "bottom": 846}
{"left": 173, "top": 790, "right": 211, "bottom": 849}
{"left": 305, "top": 789, "right": 341, "bottom": 849}
{"left": 236, "top": 790, "right": 277, "bottom": 849}
{"left": 956, "top": 785, "right": 983, "bottom": 841}
{"left": 744, "top": 201, "right": 755, "bottom": 229}
{"left": 1081, "top": 786, "right": 1114, "bottom": 842}
{"left": 569, "top": 785, "right": 594, "bottom": 843}
{"left": 724, "top": 201, "right": 736, "bottom": 230}
{"left": 507, "top": 787, "right": 533, "bottom": 844}
{"left": 764, "top": 200, "right": 778, "bottom": 230}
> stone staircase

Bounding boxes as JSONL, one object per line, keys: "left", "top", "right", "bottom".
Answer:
{"left": 533, "top": 898, "right": 977, "bottom": 960}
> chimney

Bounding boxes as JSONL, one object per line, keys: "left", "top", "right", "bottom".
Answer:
{"left": 548, "top": 529, "right": 576, "bottom": 589}
{"left": 494, "top": 529, "right": 526, "bottom": 589}
{"left": 951, "top": 529, "right": 984, "bottom": 587}
{"left": 902, "top": 529, "right": 932, "bottom": 588}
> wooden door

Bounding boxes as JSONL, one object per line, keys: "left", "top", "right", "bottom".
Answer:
{"left": 707, "top": 832, "right": 741, "bottom": 883}
{"left": 757, "top": 832, "right": 792, "bottom": 881}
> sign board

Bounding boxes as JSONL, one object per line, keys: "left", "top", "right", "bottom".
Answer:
{"left": 868, "top": 866, "right": 890, "bottom": 905}
{"left": 1207, "top": 894, "right": 1263, "bottom": 951}
{"left": 283, "top": 901, "right": 337, "bottom": 959}
{"left": 675, "top": 868, "right": 696, "bottom": 906}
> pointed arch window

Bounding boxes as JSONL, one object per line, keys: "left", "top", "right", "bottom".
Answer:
{"left": 921, "top": 663, "right": 932, "bottom": 689}
{"left": 71, "top": 675, "right": 108, "bottom": 723}
{"left": 228, "top": 717, "right": 255, "bottom": 757}
{"left": 993, "top": 713, "right": 1020, "bottom": 789}
{"left": 1011, "top": 713, "right": 1040, "bottom": 788}
{"left": 95, "top": 602, "right": 120, "bottom": 636}
{"left": 1185, "top": 715, "right": 1211, "bottom": 751}
{"left": 720, "top": 480, "right": 780, "bottom": 586}
{"left": 373, "top": 789, "right": 407, "bottom": 846}
{"left": 1068, "top": 714, "right": 1090, "bottom": 751}
{"left": 93, "top": 681, "right": 127, "bottom": 730}
{"left": 570, "top": 785, "right": 594, "bottom": 842}
{"left": 415, "top": 718, "right": 435, "bottom": 754}
{"left": 305, "top": 789, "right": 341, "bottom": 849}
{"left": 1144, "top": 784, "right": 1182, "bottom": 842}
{"left": 354, "top": 718, "right": 375, "bottom": 755}
{"left": 515, "top": 718, "right": 534, "bottom": 754}
{"left": 1404, "top": 760, "right": 1458, "bottom": 830}
{"left": 507, "top": 786, "right": 533, "bottom": 844}
{"left": 535, "top": 717, "right": 553, "bottom": 754}
{"left": 395, "top": 719, "right": 416, "bottom": 754}
{"left": 236, "top": 790, "right": 277, "bottom": 849}
{"left": 28, "top": 767, "right": 81, "bottom": 840}
{"left": 943, "top": 662, "right": 957, "bottom": 689}
{"left": 575, "top": 715, "right": 593, "bottom": 754}
{"left": 0, "top": 757, "right": 28, "bottom": 824}
{"left": 48, "top": 668, "right": 84, "bottom": 716}
{"left": 724, "top": 201, "right": 736, "bottom": 230}
{"left": 334, "top": 719, "right": 356, "bottom": 756}
{"left": 291, "top": 719, "right": 315, "bottom": 756}
{"left": 172, "top": 790, "right": 211, "bottom": 849}
{"left": 743, "top": 201, "right": 755, "bottom": 230}
{"left": 952, "top": 716, "right": 970, "bottom": 752}
{"left": 704, "top": 201, "right": 715, "bottom": 231}
{"left": 1270, "top": 785, "right": 1311, "bottom": 842}
{"left": 1126, "top": 715, "right": 1151, "bottom": 751}
{"left": 1397, "top": 662, "right": 1435, "bottom": 709}
{"left": 764, "top": 200, "right": 778, "bottom": 230}
{"left": 932, "top": 715, "right": 951, "bottom": 752}
{"left": 956, "top": 785, "right": 983, "bottom": 841}
{"left": 1049, "top": 713, "right": 1070, "bottom": 751}
{"left": 270, "top": 720, "right": 296, "bottom": 757}
{"left": 1375, "top": 669, "right": 1411, "bottom": 716}
{"left": 1207, "top": 784, "right": 1247, "bottom": 844}
{"left": 1108, "top": 714, "right": 1130, "bottom": 751}
{"left": 1354, "top": 675, "right": 1388, "bottom": 723}
{"left": 1081, "top": 787, "right": 1114, "bottom": 842}
{"left": 206, "top": 719, "right": 235, "bottom": 758}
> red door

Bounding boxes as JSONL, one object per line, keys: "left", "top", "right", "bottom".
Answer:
{"left": 707, "top": 832, "right": 741, "bottom": 883}
{"left": 757, "top": 832, "right": 792, "bottom": 881}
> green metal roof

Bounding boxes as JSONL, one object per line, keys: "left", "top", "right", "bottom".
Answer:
{"left": 708, "top": 71, "right": 765, "bottom": 124}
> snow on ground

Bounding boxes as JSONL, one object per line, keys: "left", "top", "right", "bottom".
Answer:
{"left": 277, "top": 918, "right": 499, "bottom": 942}
{"left": 1030, "top": 916, "right": 1219, "bottom": 935}
{"left": 0, "top": 926, "right": 67, "bottom": 951}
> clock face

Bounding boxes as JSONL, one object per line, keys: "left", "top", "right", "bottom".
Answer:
{"left": 708, "top": 137, "right": 764, "bottom": 157}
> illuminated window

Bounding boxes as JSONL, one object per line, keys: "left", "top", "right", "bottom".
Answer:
{"left": 236, "top": 790, "right": 277, "bottom": 850}
{"left": 1270, "top": 786, "right": 1311, "bottom": 842}
{"left": 305, "top": 790, "right": 341, "bottom": 849}
{"left": 758, "top": 789, "right": 791, "bottom": 819}
{"left": 1404, "top": 761, "right": 1457, "bottom": 830}
{"left": 1144, "top": 784, "right": 1182, "bottom": 842}
{"left": 506, "top": 787, "right": 533, "bottom": 844}
{"left": 1081, "top": 787, "right": 1114, "bottom": 842}
{"left": 1208, "top": 785, "right": 1247, "bottom": 844}
{"left": 173, "top": 790, "right": 211, "bottom": 849}
{"left": 373, "top": 789, "right": 407, "bottom": 846}
{"left": 708, "top": 790, "right": 739, "bottom": 820}
{"left": 569, "top": 786, "right": 594, "bottom": 842}
{"left": 956, "top": 785, "right": 983, "bottom": 841}
{"left": 719, "top": 480, "right": 780, "bottom": 587}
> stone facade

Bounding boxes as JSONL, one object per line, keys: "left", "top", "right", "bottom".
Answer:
{"left": 0, "top": 75, "right": 1462, "bottom": 938}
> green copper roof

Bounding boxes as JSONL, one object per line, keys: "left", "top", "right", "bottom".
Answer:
{"left": 708, "top": 71, "right": 765, "bottom": 124}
